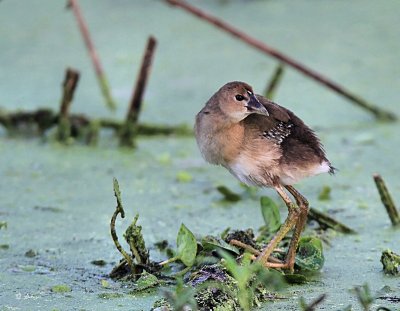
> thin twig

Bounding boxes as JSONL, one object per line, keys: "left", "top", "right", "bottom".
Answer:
{"left": 308, "top": 207, "right": 356, "bottom": 234}
{"left": 265, "top": 63, "right": 285, "bottom": 99}
{"left": 68, "top": 0, "right": 116, "bottom": 110}
{"left": 127, "top": 36, "right": 158, "bottom": 124}
{"left": 165, "top": 0, "right": 397, "bottom": 121}
{"left": 373, "top": 174, "right": 400, "bottom": 226}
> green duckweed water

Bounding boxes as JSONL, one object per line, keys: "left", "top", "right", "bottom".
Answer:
{"left": 1, "top": 1, "right": 399, "bottom": 310}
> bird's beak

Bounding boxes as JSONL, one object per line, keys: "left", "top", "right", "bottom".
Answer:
{"left": 246, "top": 93, "right": 269, "bottom": 116}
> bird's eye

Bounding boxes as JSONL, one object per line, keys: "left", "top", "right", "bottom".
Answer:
{"left": 235, "top": 94, "right": 245, "bottom": 101}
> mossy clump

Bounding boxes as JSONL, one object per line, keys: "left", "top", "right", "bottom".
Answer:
{"left": 151, "top": 298, "right": 172, "bottom": 311}
{"left": 195, "top": 287, "right": 239, "bottom": 311}
{"left": 191, "top": 264, "right": 240, "bottom": 310}
{"left": 123, "top": 214, "right": 150, "bottom": 265}
{"left": 381, "top": 249, "right": 400, "bottom": 275}
{"left": 224, "top": 229, "right": 258, "bottom": 251}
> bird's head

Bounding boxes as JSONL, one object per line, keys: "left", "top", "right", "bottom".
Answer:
{"left": 214, "top": 81, "right": 269, "bottom": 122}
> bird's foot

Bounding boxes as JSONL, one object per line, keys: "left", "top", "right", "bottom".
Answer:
{"left": 256, "top": 255, "right": 295, "bottom": 273}
{"left": 229, "top": 239, "right": 284, "bottom": 265}
{"left": 229, "top": 239, "right": 259, "bottom": 256}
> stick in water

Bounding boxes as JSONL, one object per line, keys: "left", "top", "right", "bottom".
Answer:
{"left": 58, "top": 68, "right": 80, "bottom": 142}
{"left": 68, "top": 0, "right": 116, "bottom": 110}
{"left": 127, "top": 36, "right": 158, "bottom": 124}
{"left": 373, "top": 174, "right": 400, "bottom": 226}
{"left": 165, "top": 0, "right": 397, "bottom": 121}
{"left": 120, "top": 36, "right": 158, "bottom": 147}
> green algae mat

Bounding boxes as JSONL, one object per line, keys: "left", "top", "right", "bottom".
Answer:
{"left": 1, "top": 1, "right": 400, "bottom": 310}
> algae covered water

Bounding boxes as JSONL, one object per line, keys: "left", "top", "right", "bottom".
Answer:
{"left": 1, "top": 1, "right": 399, "bottom": 310}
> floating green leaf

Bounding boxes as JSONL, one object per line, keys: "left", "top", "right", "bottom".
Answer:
{"left": 20, "top": 265, "right": 36, "bottom": 272}
{"left": 0, "top": 221, "right": 7, "bottom": 230}
{"left": 101, "top": 279, "right": 110, "bottom": 288}
{"left": 133, "top": 271, "right": 160, "bottom": 292}
{"left": 98, "top": 292, "right": 124, "bottom": 299}
{"left": 318, "top": 185, "right": 332, "bottom": 201}
{"left": 176, "top": 171, "right": 193, "bottom": 183}
{"left": 260, "top": 196, "right": 281, "bottom": 233}
{"left": 217, "top": 185, "right": 242, "bottom": 202}
{"left": 176, "top": 224, "right": 197, "bottom": 267}
{"left": 295, "top": 237, "right": 324, "bottom": 271}
{"left": 91, "top": 259, "right": 107, "bottom": 266}
{"left": 51, "top": 284, "right": 72, "bottom": 293}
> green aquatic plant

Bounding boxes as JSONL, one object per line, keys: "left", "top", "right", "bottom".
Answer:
{"left": 159, "top": 223, "right": 197, "bottom": 268}
{"left": 295, "top": 237, "right": 325, "bottom": 272}
{"left": 381, "top": 249, "right": 400, "bottom": 276}
{"left": 221, "top": 251, "right": 285, "bottom": 311}
{"left": 260, "top": 196, "right": 281, "bottom": 233}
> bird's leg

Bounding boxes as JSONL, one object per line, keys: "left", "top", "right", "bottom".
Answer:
{"left": 284, "top": 185, "right": 310, "bottom": 271}
{"left": 256, "top": 184, "right": 300, "bottom": 269}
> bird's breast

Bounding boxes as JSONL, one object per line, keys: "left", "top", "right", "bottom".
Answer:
{"left": 226, "top": 141, "right": 282, "bottom": 187}
{"left": 195, "top": 119, "right": 245, "bottom": 166}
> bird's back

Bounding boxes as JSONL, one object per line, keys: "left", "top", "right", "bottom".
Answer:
{"left": 239, "top": 96, "right": 333, "bottom": 186}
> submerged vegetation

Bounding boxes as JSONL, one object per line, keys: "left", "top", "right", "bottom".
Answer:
{"left": 107, "top": 178, "right": 394, "bottom": 311}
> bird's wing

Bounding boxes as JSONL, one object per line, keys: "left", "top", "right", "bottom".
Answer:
{"left": 254, "top": 95, "right": 330, "bottom": 164}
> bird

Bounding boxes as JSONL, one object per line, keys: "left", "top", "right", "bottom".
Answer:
{"left": 194, "top": 81, "right": 334, "bottom": 272}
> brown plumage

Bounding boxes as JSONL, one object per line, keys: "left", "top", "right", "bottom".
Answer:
{"left": 195, "top": 81, "right": 334, "bottom": 272}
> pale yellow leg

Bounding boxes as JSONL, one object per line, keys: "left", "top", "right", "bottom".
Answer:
{"left": 284, "top": 185, "right": 310, "bottom": 270}
{"left": 256, "top": 184, "right": 300, "bottom": 270}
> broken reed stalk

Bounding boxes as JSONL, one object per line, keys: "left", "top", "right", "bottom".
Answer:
{"left": 308, "top": 207, "right": 356, "bottom": 234}
{"left": 165, "top": 0, "right": 397, "bottom": 122}
{"left": 373, "top": 174, "right": 400, "bottom": 226}
{"left": 265, "top": 63, "right": 285, "bottom": 100}
{"left": 68, "top": 0, "right": 116, "bottom": 110}
{"left": 57, "top": 68, "right": 80, "bottom": 141}
{"left": 127, "top": 36, "right": 158, "bottom": 124}
{"left": 111, "top": 178, "right": 134, "bottom": 270}
{"left": 120, "top": 36, "right": 158, "bottom": 147}
{"left": 60, "top": 68, "right": 80, "bottom": 117}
